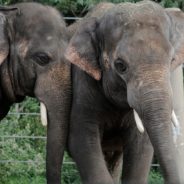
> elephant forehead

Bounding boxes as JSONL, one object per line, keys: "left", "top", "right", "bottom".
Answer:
{"left": 102, "top": 1, "right": 167, "bottom": 27}
{"left": 14, "top": 3, "right": 67, "bottom": 40}
{"left": 118, "top": 1, "right": 163, "bottom": 16}
{"left": 100, "top": 2, "right": 171, "bottom": 55}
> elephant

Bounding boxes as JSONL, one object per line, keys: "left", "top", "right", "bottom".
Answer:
{"left": 65, "top": 1, "right": 184, "bottom": 184}
{"left": 0, "top": 3, "right": 71, "bottom": 184}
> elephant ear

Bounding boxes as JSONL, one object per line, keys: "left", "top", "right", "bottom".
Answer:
{"left": 0, "top": 12, "right": 9, "bottom": 65}
{"left": 65, "top": 18, "right": 101, "bottom": 80}
{"left": 0, "top": 6, "right": 18, "bottom": 65}
{"left": 166, "top": 8, "right": 184, "bottom": 71}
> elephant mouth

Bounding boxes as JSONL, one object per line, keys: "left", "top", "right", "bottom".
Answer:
{"left": 133, "top": 109, "right": 179, "bottom": 133}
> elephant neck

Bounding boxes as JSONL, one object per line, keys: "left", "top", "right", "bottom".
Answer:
{"left": 0, "top": 59, "right": 24, "bottom": 104}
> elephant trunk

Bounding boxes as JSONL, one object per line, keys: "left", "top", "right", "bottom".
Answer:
{"left": 128, "top": 75, "right": 180, "bottom": 183}
{"left": 141, "top": 90, "right": 179, "bottom": 183}
{"left": 34, "top": 63, "right": 71, "bottom": 184}
{"left": 44, "top": 94, "right": 71, "bottom": 183}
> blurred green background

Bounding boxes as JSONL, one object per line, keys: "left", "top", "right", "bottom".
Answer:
{"left": 0, "top": 0, "right": 184, "bottom": 16}
{"left": 0, "top": 0, "right": 182, "bottom": 183}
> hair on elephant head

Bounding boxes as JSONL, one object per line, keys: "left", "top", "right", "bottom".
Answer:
{"left": 0, "top": 3, "right": 71, "bottom": 184}
{"left": 66, "top": 1, "right": 184, "bottom": 183}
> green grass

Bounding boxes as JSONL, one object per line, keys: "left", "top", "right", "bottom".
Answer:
{"left": 148, "top": 170, "right": 164, "bottom": 184}
{"left": 3, "top": 176, "right": 45, "bottom": 184}
{"left": 0, "top": 170, "right": 163, "bottom": 184}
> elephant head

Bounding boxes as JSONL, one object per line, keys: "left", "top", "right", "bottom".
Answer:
{"left": 65, "top": 1, "right": 184, "bottom": 183}
{"left": 0, "top": 3, "right": 71, "bottom": 183}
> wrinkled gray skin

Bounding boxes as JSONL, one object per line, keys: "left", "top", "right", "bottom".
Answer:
{"left": 66, "top": 1, "right": 184, "bottom": 184}
{"left": 0, "top": 3, "right": 71, "bottom": 184}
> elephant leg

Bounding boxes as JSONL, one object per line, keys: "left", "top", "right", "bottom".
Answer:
{"left": 105, "top": 151, "right": 123, "bottom": 184}
{"left": 111, "top": 153, "right": 123, "bottom": 184}
{"left": 68, "top": 111, "right": 114, "bottom": 184}
{"left": 122, "top": 129, "right": 153, "bottom": 184}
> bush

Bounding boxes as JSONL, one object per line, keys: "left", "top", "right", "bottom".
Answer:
{"left": 0, "top": 98, "right": 46, "bottom": 184}
{"left": 0, "top": 0, "right": 184, "bottom": 16}
{"left": 0, "top": 98, "right": 80, "bottom": 184}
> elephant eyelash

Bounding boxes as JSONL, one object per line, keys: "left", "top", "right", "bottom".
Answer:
{"left": 114, "top": 58, "right": 128, "bottom": 74}
{"left": 171, "top": 58, "right": 175, "bottom": 64}
{"left": 33, "top": 52, "right": 51, "bottom": 66}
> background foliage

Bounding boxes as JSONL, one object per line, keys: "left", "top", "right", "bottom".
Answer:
{"left": 0, "top": 0, "right": 181, "bottom": 183}
{"left": 0, "top": 0, "right": 183, "bottom": 16}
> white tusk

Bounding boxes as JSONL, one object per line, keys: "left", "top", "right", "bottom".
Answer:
{"left": 171, "top": 110, "right": 179, "bottom": 128}
{"left": 40, "top": 103, "right": 47, "bottom": 126}
{"left": 133, "top": 110, "right": 144, "bottom": 133}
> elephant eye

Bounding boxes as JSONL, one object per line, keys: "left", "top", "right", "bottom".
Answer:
{"left": 33, "top": 52, "right": 51, "bottom": 66}
{"left": 114, "top": 59, "right": 128, "bottom": 74}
